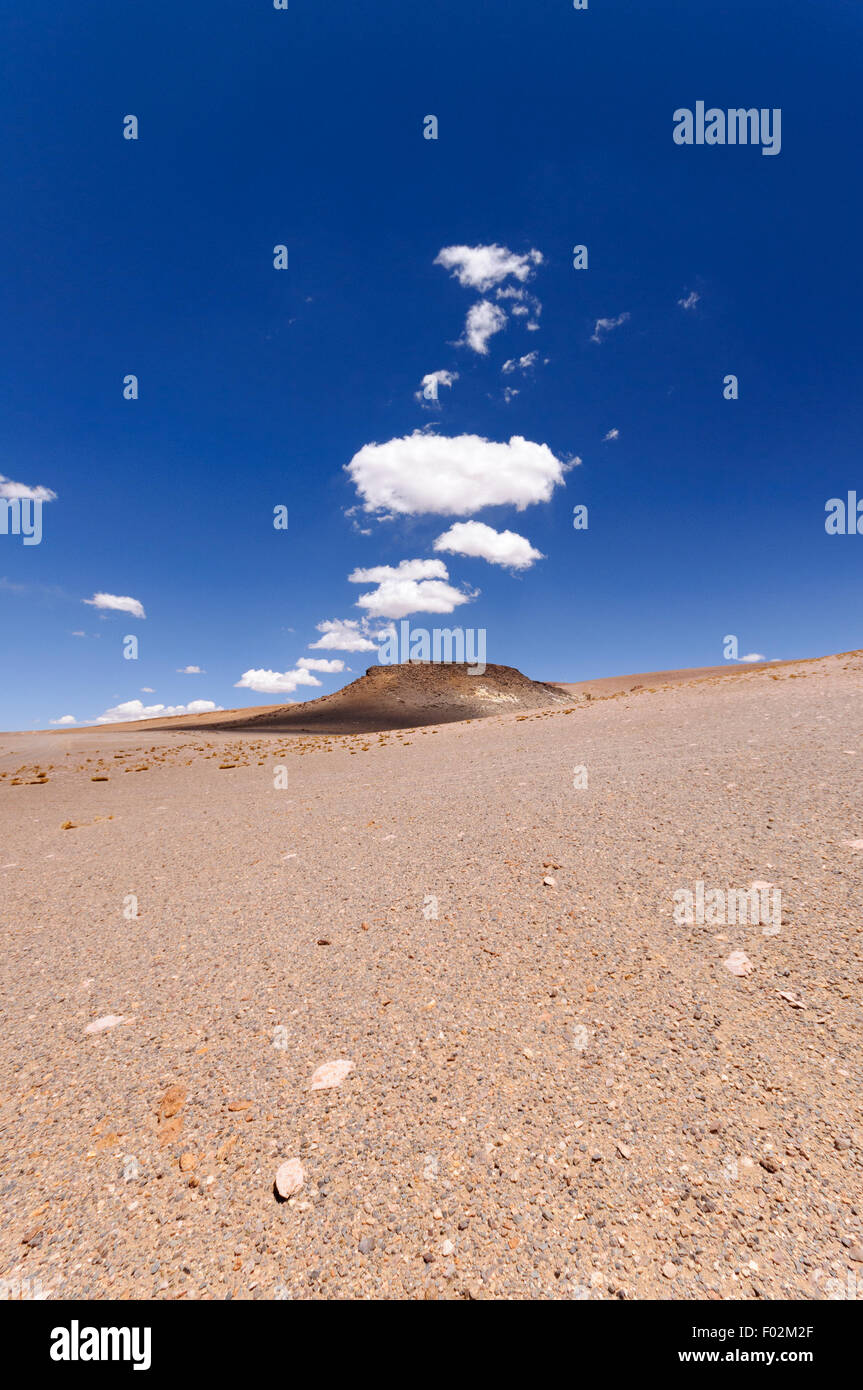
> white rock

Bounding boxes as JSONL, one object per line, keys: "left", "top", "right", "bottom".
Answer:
{"left": 441, "top": 1238, "right": 454, "bottom": 1257}
{"left": 274, "top": 1158, "right": 305, "bottom": 1199}
{"left": 724, "top": 951, "right": 753, "bottom": 977}
{"left": 308, "top": 1058, "right": 354, "bottom": 1091}
{"left": 543, "top": 876, "right": 556, "bottom": 887}
{"left": 84, "top": 1015, "right": 126, "bottom": 1034}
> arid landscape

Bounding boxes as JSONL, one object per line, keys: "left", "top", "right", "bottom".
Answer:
{"left": 1, "top": 652, "right": 861, "bottom": 1300}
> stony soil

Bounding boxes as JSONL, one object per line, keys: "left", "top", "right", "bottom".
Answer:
{"left": 1, "top": 651, "right": 861, "bottom": 1300}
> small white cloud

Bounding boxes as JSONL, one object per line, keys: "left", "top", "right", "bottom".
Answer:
{"left": 591, "top": 312, "right": 630, "bottom": 344}
{"left": 349, "top": 558, "right": 448, "bottom": 584}
{"left": 0, "top": 475, "right": 57, "bottom": 502}
{"left": 415, "top": 369, "right": 458, "bottom": 404}
{"left": 603, "top": 428, "right": 620, "bottom": 441}
{"left": 502, "top": 352, "right": 539, "bottom": 375}
{"left": 433, "top": 520, "right": 544, "bottom": 571}
{"left": 739, "top": 653, "right": 766, "bottom": 663}
{"left": 296, "top": 657, "right": 345, "bottom": 673}
{"left": 678, "top": 290, "right": 700, "bottom": 311}
{"left": 50, "top": 714, "right": 76, "bottom": 725}
{"left": 234, "top": 668, "right": 322, "bottom": 695}
{"left": 95, "top": 698, "right": 221, "bottom": 724}
{"left": 434, "top": 244, "right": 543, "bottom": 292}
{"left": 141, "top": 687, "right": 155, "bottom": 693}
{"left": 462, "top": 300, "right": 507, "bottom": 354}
{"left": 309, "top": 618, "right": 379, "bottom": 652}
{"left": 349, "top": 558, "right": 473, "bottom": 620}
{"left": 71, "top": 630, "right": 86, "bottom": 638}
{"left": 84, "top": 592, "right": 146, "bottom": 620}
{"left": 503, "top": 387, "right": 520, "bottom": 403}
{"left": 177, "top": 665, "right": 205, "bottom": 674}
{"left": 346, "top": 431, "right": 569, "bottom": 517}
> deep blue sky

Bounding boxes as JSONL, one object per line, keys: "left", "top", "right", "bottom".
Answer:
{"left": 1, "top": 0, "right": 861, "bottom": 729}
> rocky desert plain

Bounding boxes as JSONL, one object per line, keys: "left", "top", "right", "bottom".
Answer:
{"left": 1, "top": 651, "right": 861, "bottom": 1301}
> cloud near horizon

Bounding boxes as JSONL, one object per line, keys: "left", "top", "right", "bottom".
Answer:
{"left": 296, "top": 657, "right": 345, "bottom": 673}
{"left": 433, "top": 520, "right": 544, "bottom": 571}
{"left": 95, "top": 698, "right": 221, "bottom": 724}
{"left": 234, "top": 668, "right": 322, "bottom": 695}
{"left": 346, "top": 432, "right": 569, "bottom": 517}
{"left": 84, "top": 592, "right": 146, "bottom": 620}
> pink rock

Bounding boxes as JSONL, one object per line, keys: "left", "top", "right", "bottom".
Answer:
{"left": 724, "top": 951, "right": 753, "bottom": 977}
{"left": 84, "top": 1015, "right": 126, "bottom": 1034}
{"left": 274, "top": 1158, "right": 305, "bottom": 1198}
{"left": 308, "top": 1059, "right": 354, "bottom": 1091}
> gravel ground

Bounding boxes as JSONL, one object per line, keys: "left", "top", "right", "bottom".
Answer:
{"left": 1, "top": 652, "right": 861, "bottom": 1301}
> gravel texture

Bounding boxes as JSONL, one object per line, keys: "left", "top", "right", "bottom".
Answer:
{"left": 0, "top": 651, "right": 861, "bottom": 1301}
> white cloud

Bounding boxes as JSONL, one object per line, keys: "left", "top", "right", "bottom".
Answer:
{"left": 141, "top": 687, "right": 155, "bottom": 693}
{"left": 234, "top": 668, "right": 322, "bottom": 695}
{"left": 0, "top": 475, "right": 56, "bottom": 502}
{"left": 177, "top": 665, "right": 205, "bottom": 674}
{"left": 433, "top": 520, "right": 544, "bottom": 571}
{"left": 71, "top": 630, "right": 85, "bottom": 638}
{"left": 308, "top": 618, "right": 379, "bottom": 652}
{"left": 503, "top": 387, "right": 519, "bottom": 403}
{"left": 678, "top": 290, "right": 700, "bottom": 310}
{"left": 462, "top": 300, "right": 507, "bottom": 354}
{"left": 591, "top": 312, "right": 630, "bottom": 343}
{"left": 95, "top": 698, "right": 221, "bottom": 724}
{"left": 346, "top": 431, "right": 569, "bottom": 516}
{"left": 502, "top": 352, "right": 539, "bottom": 375}
{"left": 296, "top": 657, "right": 345, "bottom": 673}
{"left": 349, "top": 558, "right": 473, "bottom": 620}
{"left": 50, "top": 714, "right": 76, "bottom": 725}
{"left": 739, "top": 653, "right": 766, "bottom": 663}
{"left": 434, "top": 244, "right": 543, "bottom": 292}
{"left": 415, "top": 369, "right": 458, "bottom": 404}
{"left": 349, "top": 558, "right": 448, "bottom": 584}
{"left": 83, "top": 592, "right": 146, "bottom": 620}
{"left": 603, "top": 428, "right": 620, "bottom": 441}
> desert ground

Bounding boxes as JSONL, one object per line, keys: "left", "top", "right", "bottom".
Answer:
{"left": 1, "top": 652, "right": 861, "bottom": 1300}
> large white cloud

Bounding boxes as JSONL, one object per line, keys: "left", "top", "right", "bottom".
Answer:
{"left": 234, "top": 668, "right": 322, "bottom": 695}
{"left": 0, "top": 475, "right": 57, "bottom": 502}
{"left": 346, "top": 431, "right": 569, "bottom": 516}
{"left": 95, "top": 698, "right": 221, "bottom": 724}
{"left": 433, "top": 520, "right": 544, "bottom": 571}
{"left": 84, "top": 592, "right": 146, "bottom": 620}
{"left": 434, "top": 244, "right": 543, "bottom": 292}
{"left": 349, "top": 559, "right": 473, "bottom": 620}
{"left": 462, "top": 301, "right": 507, "bottom": 354}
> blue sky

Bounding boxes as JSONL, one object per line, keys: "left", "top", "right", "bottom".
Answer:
{"left": 1, "top": 0, "right": 861, "bottom": 730}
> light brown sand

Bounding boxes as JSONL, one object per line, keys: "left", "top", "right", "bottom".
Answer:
{"left": 0, "top": 651, "right": 861, "bottom": 1300}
